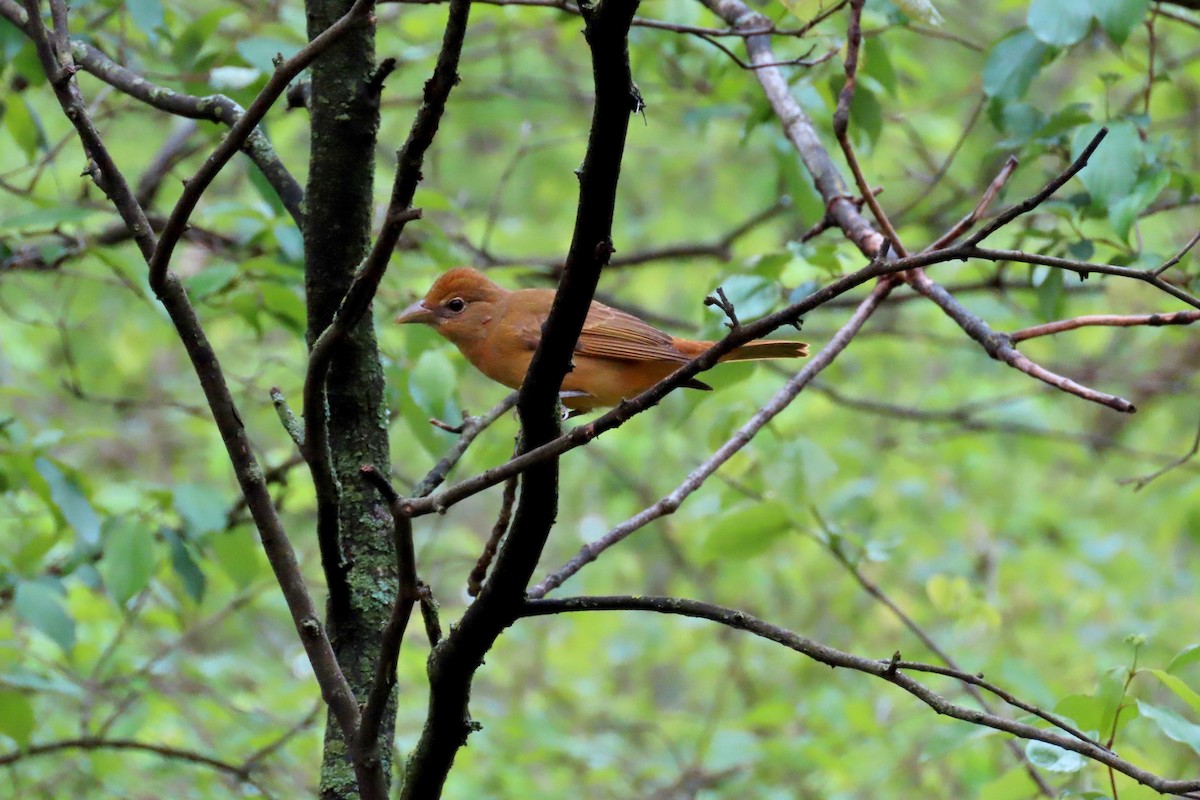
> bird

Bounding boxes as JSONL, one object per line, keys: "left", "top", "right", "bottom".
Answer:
{"left": 395, "top": 267, "right": 808, "bottom": 413}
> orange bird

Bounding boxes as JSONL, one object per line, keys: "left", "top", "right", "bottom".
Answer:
{"left": 396, "top": 268, "right": 808, "bottom": 412}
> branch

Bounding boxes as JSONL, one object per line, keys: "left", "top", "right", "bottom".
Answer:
{"left": 399, "top": 0, "right": 643, "bottom": 794}
{"left": 358, "top": 466, "right": 421, "bottom": 764}
{"left": 907, "top": 270, "right": 1136, "bottom": 412}
{"left": 813, "top": 510, "right": 1056, "bottom": 796}
{"left": 412, "top": 392, "right": 518, "bottom": 498}
{"left": 529, "top": 278, "right": 896, "bottom": 598}
{"left": 699, "top": 0, "right": 885, "bottom": 257}
{"left": 1118, "top": 414, "right": 1200, "bottom": 490}
{"left": 0, "top": 737, "right": 266, "bottom": 794}
{"left": 832, "top": 0, "right": 905, "bottom": 257}
{"left": 467, "top": 471, "right": 518, "bottom": 596}
{"left": 145, "top": 0, "right": 375, "bottom": 291}
{"left": 301, "top": 0, "right": 468, "bottom": 618}
{"left": 10, "top": 0, "right": 362, "bottom": 749}
{"left": 1009, "top": 310, "right": 1200, "bottom": 343}
{"left": 68, "top": 40, "right": 304, "bottom": 226}
{"left": 964, "top": 128, "right": 1108, "bottom": 247}
{"left": 464, "top": 197, "right": 793, "bottom": 273}
{"left": 387, "top": 0, "right": 846, "bottom": 39}
{"left": 520, "top": 595, "right": 1200, "bottom": 795}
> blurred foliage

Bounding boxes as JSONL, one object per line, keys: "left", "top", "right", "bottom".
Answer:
{"left": 1, "top": 0, "right": 1199, "bottom": 797}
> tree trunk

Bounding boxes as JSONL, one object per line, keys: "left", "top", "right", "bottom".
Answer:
{"left": 303, "top": 4, "right": 396, "bottom": 798}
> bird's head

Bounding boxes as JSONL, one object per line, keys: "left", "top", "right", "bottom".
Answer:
{"left": 395, "top": 267, "right": 506, "bottom": 344}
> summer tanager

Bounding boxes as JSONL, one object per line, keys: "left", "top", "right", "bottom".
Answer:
{"left": 396, "top": 267, "right": 809, "bottom": 412}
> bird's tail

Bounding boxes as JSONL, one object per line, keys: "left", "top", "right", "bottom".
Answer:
{"left": 719, "top": 340, "right": 809, "bottom": 361}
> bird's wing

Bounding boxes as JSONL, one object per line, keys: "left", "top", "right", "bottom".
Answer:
{"left": 575, "top": 303, "right": 690, "bottom": 363}
{"left": 505, "top": 294, "right": 688, "bottom": 363}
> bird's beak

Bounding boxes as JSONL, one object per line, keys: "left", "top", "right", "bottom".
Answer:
{"left": 395, "top": 300, "right": 435, "bottom": 325}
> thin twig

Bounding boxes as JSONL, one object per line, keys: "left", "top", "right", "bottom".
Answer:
{"left": 412, "top": 392, "right": 519, "bottom": 499}
{"left": 519, "top": 595, "right": 1200, "bottom": 795}
{"left": 964, "top": 129, "right": 1109, "bottom": 247}
{"left": 1010, "top": 310, "right": 1200, "bottom": 343}
{"left": 530, "top": 278, "right": 896, "bottom": 598}
{"left": 468, "top": 471, "right": 518, "bottom": 596}
{"left": 146, "top": 0, "right": 375, "bottom": 290}
{"left": 1118, "top": 415, "right": 1200, "bottom": 491}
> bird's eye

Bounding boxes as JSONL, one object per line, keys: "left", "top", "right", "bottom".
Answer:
{"left": 446, "top": 298, "right": 467, "bottom": 313}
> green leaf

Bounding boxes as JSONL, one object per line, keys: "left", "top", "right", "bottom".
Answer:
{"left": 4, "top": 96, "right": 45, "bottom": 159}
{"left": 1137, "top": 701, "right": 1200, "bottom": 753}
{"left": 210, "top": 529, "right": 262, "bottom": 588}
{"left": 1027, "top": 0, "right": 1094, "bottom": 47}
{"left": 99, "top": 517, "right": 156, "bottom": 607}
{"left": 699, "top": 500, "right": 791, "bottom": 561}
{"left": 863, "top": 37, "right": 897, "bottom": 96}
{"left": 1109, "top": 169, "right": 1168, "bottom": 240}
{"left": 185, "top": 263, "right": 239, "bottom": 300}
{"left": 1024, "top": 739, "right": 1087, "bottom": 772}
{"left": 258, "top": 282, "right": 306, "bottom": 332}
{"left": 408, "top": 349, "right": 459, "bottom": 421}
{"left": 1146, "top": 670, "right": 1200, "bottom": 716}
{"left": 127, "top": 0, "right": 165, "bottom": 42}
{"left": 173, "top": 484, "right": 227, "bottom": 536}
{"left": 1169, "top": 644, "right": 1200, "bottom": 674}
{"left": 165, "top": 531, "right": 206, "bottom": 603}
{"left": 893, "top": 0, "right": 943, "bottom": 26}
{"left": 1036, "top": 266, "right": 1065, "bottom": 321}
{"left": 1072, "top": 121, "right": 1141, "bottom": 207}
{"left": 0, "top": 17, "right": 26, "bottom": 67}
{"left": 13, "top": 580, "right": 75, "bottom": 653}
{"left": 1093, "top": 0, "right": 1150, "bottom": 45}
{"left": 34, "top": 457, "right": 100, "bottom": 547}
{"left": 0, "top": 206, "right": 98, "bottom": 232}
{"left": 983, "top": 30, "right": 1052, "bottom": 100}
{"left": 0, "top": 690, "right": 35, "bottom": 747}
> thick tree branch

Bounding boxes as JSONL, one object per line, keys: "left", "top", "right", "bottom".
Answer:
{"left": 399, "top": 0, "right": 641, "bottom": 794}
{"left": 520, "top": 595, "right": 1200, "bottom": 795}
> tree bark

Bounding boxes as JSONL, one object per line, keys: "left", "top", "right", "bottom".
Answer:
{"left": 303, "top": 3, "right": 396, "bottom": 798}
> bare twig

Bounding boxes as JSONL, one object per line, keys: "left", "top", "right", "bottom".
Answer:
{"left": 145, "top": 0, "right": 376, "bottom": 290}
{"left": 1152, "top": 229, "right": 1200, "bottom": 277}
{"left": 67, "top": 42, "right": 304, "bottom": 225}
{"left": 1118, "top": 415, "right": 1200, "bottom": 490}
{"left": 413, "top": 392, "right": 519, "bottom": 498}
{"left": 468, "top": 471, "right": 519, "bottom": 596}
{"left": 0, "top": 737, "right": 270, "bottom": 796}
{"left": 519, "top": 595, "right": 1200, "bottom": 795}
{"left": 907, "top": 270, "right": 1136, "bottom": 413}
{"left": 964, "top": 129, "right": 1109, "bottom": 247}
{"left": 699, "top": 0, "right": 885, "bottom": 257}
{"left": 1010, "top": 310, "right": 1200, "bottom": 343}
{"left": 832, "top": 0, "right": 904, "bottom": 257}
{"left": 530, "top": 278, "right": 896, "bottom": 598}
